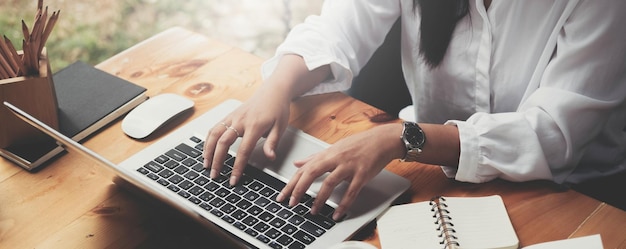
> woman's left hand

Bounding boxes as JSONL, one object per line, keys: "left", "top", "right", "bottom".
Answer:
{"left": 276, "top": 123, "right": 405, "bottom": 221}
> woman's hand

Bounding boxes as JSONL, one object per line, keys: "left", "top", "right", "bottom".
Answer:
{"left": 203, "top": 88, "right": 291, "bottom": 186}
{"left": 203, "top": 54, "right": 331, "bottom": 186}
{"left": 276, "top": 123, "right": 405, "bottom": 221}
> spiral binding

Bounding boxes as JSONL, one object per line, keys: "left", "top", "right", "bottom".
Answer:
{"left": 430, "top": 196, "right": 460, "bottom": 249}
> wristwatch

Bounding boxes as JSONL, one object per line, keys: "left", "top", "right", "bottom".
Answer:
{"left": 400, "top": 121, "right": 426, "bottom": 162}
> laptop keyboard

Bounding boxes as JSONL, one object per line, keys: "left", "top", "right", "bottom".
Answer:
{"left": 136, "top": 136, "right": 339, "bottom": 249}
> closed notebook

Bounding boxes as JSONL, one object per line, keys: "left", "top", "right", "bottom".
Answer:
{"left": 0, "top": 61, "right": 147, "bottom": 170}
{"left": 377, "top": 195, "right": 519, "bottom": 249}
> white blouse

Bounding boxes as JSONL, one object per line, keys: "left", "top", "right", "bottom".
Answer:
{"left": 261, "top": 0, "right": 626, "bottom": 185}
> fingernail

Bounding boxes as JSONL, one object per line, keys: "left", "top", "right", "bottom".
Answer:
{"left": 276, "top": 193, "right": 284, "bottom": 202}
{"left": 289, "top": 196, "right": 297, "bottom": 207}
{"left": 210, "top": 169, "right": 217, "bottom": 179}
{"left": 229, "top": 175, "right": 238, "bottom": 186}
{"left": 333, "top": 210, "right": 343, "bottom": 221}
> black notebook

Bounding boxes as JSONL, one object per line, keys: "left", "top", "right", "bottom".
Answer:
{"left": 0, "top": 61, "right": 147, "bottom": 171}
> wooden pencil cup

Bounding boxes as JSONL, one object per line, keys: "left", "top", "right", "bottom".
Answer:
{"left": 0, "top": 50, "right": 58, "bottom": 149}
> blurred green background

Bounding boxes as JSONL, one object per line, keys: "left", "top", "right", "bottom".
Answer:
{"left": 0, "top": 0, "right": 322, "bottom": 72}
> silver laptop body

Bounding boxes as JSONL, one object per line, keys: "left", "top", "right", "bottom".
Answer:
{"left": 4, "top": 99, "right": 410, "bottom": 249}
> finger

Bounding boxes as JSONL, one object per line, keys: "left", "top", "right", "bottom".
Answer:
{"left": 277, "top": 170, "right": 302, "bottom": 203}
{"left": 310, "top": 169, "right": 349, "bottom": 215}
{"left": 287, "top": 164, "right": 330, "bottom": 208}
{"left": 333, "top": 177, "right": 367, "bottom": 221}
{"left": 204, "top": 121, "right": 229, "bottom": 168}
{"left": 263, "top": 120, "right": 287, "bottom": 161}
{"left": 229, "top": 125, "right": 264, "bottom": 186}
{"left": 293, "top": 153, "right": 315, "bottom": 167}
{"left": 211, "top": 124, "right": 239, "bottom": 179}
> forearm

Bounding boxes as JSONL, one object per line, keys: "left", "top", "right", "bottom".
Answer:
{"left": 261, "top": 54, "right": 331, "bottom": 101}
{"left": 380, "top": 122, "right": 460, "bottom": 167}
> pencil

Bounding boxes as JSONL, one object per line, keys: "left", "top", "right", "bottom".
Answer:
{"left": 4, "top": 36, "right": 26, "bottom": 76}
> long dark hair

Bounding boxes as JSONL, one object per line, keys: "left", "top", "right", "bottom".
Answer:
{"left": 414, "top": 0, "right": 470, "bottom": 68}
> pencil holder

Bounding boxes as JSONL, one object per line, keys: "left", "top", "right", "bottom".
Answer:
{"left": 0, "top": 49, "right": 58, "bottom": 148}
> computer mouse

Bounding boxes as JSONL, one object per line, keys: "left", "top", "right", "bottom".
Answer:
{"left": 122, "top": 93, "right": 194, "bottom": 139}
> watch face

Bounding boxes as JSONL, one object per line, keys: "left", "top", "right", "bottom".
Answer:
{"left": 406, "top": 127, "right": 425, "bottom": 146}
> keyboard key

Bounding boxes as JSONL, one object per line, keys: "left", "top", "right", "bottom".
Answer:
{"left": 256, "top": 235, "right": 270, "bottom": 244}
{"left": 277, "top": 235, "right": 295, "bottom": 246}
{"left": 190, "top": 136, "right": 202, "bottom": 143}
{"left": 184, "top": 171, "right": 199, "bottom": 180}
{"left": 173, "top": 165, "right": 189, "bottom": 175}
{"left": 259, "top": 211, "right": 274, "bottom": 222}
{"left": 220, "top": 203, "right": 236, "bottom": 214}
{"left": 215, "top": 187, "right": 229, "bottom": 198}
{"left": 225, "top": 193, "right": 242, "bottom": 204}
{"left": 154, "top": 155, "right": 169, "bottom": 164}
{"left": 169, "top": 175, "right": 184, "bottom": 184}
{"left": 277, "top": 209, "right": 293, "bottom": 220}
{"left": 280, "top": 224, "right": 297, "bottom": 235}
{"left": 164, "top": 160, "right": 179, "bottom": 169}
{"left": 191, "top": 163, "right": 205, "bottom": 172}
{"left": 137, "top": 168, "right": 149, "bottom": 175}
{"left": 177, "top": 191, "right": 191, "bottom": 199}
{"left": 194, "top": 176, "right": 209, "bottom": 186}
{"left": 209, "top": 198, "right": 225, "bottom": 208}
{"left": 147, "top": 173, "right": 159, "bottom": 181}
{"left": 165, "top": 149, "right": 187, "bottom": 161}
{"left": 199, "top": 192, "right": 214, "bottom": 202}
{"left": 189, "top": 197, "right": 201, "bottom": 205}
{"left": 167, "top": 184, "right": 180, "bottom": 193}
{"left": 301, "top": 221, "right": 326, "bottom": 237}
{"left": 248, "top": 181, "right": 264, "bottom": 191}
{"left": 221, "top": 215, "right": 235, "bottom": 224}
{"left": 265, "top": 203, "right": 281, "bottom": 213}
{"left": 188, "top": 186, "right": 204, "bottom": 196}
{"left": 181, "top": 158, "right": 195, "bottom": 167}
{"left": 259, "top": 187, "right": 276, "bottom": 198}
{"left": 288, "top": 241, "right": 306, "bottom": 249}
{"left": 248, "top": 206, "right": 263, "bottom": 216}
{"left": 204, "top": 182, "right": 219, "bottom": 191}
{"left": 144, "top": 161, "right": 163, "bottom": 173}
{"left": 199, "top": 202, "right": 212, "bottom": 211}
{"left": 156, "top": 178, "right": 169, "bottom": 186}
{"left": 177, "top": 180, "right": 194, "bottom": 190}
{"left": 233, "top": 221, "right": 246, "bottom": 230}
{"left": 319, "top": 204, "right": 335, "bottom": 217}
{"left": 288, "top": 215, "right": 305, "bottom": 226}
{"left": 236, "top": 200, "right": 252, "bottom": 210}
{"left": 233, "top": 185, "right": 248, "bottom": 195}
{"left": 158, "top": 169, "right": 174, "bottom": 178}
{"left": 176, "top": 143, "right": 202, "bottom": 158}
{"left": 231, "top": 210, "right": 247, "bottom": 220}
{"left": 254, "top": 197, "right": 271, "bottom": 207}
{"left": 243, "top": 191, "right": 260, "bottom": 201}
{"left": 210, "top": 209, "right": 224, "bottom": 217}
{"left": 305, "top": 213, "right": 336, "bottom": 230}
{"left": 293, "top": 205, "right": 309, "bottom": 216}
{"left": 244, "top": 228, "right": 258, "bottom": 237}
{"left": 253, "top": 222, "right": 270, "bottom": 233}
{"left": 268, "top": 242, "right": 283, "bottom": 249}
{"left": 269, "top": 217, "right": 286, "bottom": 228}
{"left": 265, "top": 228, "right": 282, "bottom": 239}
{"left": 242, "top": 216, "right": 259, "bottom": 226}
{"left": 293, "top": 231, "right": 315, "bottom": 245}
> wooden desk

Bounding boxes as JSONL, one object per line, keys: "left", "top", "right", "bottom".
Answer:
{"left": 1, "top": 28, "right": 625, "bottom": 248}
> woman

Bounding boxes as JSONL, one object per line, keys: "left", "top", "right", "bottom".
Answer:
{"left": 203, "top": 0, "right": 626, "bottom": 221}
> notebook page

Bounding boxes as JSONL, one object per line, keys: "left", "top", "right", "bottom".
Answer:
{"left": 445, "top": 195, "right": 519, "bottom": 249}
{"left": 377, "top": 201, "right": 442, "bottom": 248}
{"left": 523, "top": 234, "right": 603, "bottom": 249}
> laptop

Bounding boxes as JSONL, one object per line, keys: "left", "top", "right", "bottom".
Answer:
{"left": 4, "top": 99, "right": 410, "bottom": 249}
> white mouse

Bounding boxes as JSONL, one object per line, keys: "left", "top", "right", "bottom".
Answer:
{"left": 122, "top": 93, "right": 194, "bottom": 139}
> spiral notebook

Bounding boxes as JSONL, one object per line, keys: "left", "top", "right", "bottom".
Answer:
{"left": 377, "top": 195, "right": 519, "bottom": 249}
